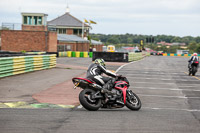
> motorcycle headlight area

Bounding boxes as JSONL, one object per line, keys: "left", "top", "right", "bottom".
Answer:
{"left": 115, "top": 81, "right": 128, "bottom": 88}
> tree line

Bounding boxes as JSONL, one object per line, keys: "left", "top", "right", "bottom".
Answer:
{"left": 90, "top": 33, "right": 200, "bottom": 53}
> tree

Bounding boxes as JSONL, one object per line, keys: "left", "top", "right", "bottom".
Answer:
{"left": 196, "top": 43, "right": 200, "bottom": 53}
{"left": 195, "top": 37, "right": 200, "bottom": 43}
{"left": 107, "top": 36, "right": 120, "bottom": 44}
{"left": 188, "top": 42, "right": 198, "bottom": 53}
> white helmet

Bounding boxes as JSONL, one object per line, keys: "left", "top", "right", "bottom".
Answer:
{"left": 193, "top": 53, "right": 198, "bottom": 56}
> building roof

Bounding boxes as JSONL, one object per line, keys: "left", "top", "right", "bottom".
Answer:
{"left": 48, "top": 13, "right": 90, "bottom": 28}
{"left": 57, "top": 34, "right": 103, "bottom": 45}
{"left": 91, "top": 40, "right": 103, "bottom": 45}
{"left": 57, "top": 34, "right": 89, "bottom": 43}
{"left": 21, "top": 12, "right": 48, "bottom": 16}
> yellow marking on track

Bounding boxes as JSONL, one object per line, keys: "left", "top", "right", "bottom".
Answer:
{"left": 0, "top": 102, "right": 75, "bottom": 109}
{"left": 4, "top": 102, "right": 27, "bottom": 108}
{"left": 184, "top": 72, "right": 188, "bottom": 75}
{"left": 184, "top": 72, "right": 200, "bottom": 81}
{"left": 193, "top": 76, "right": 200, "bottom": 80}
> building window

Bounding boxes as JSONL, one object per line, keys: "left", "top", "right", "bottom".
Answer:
{"left": 33, "top": 16, "right": 38, "bottom": 25}
{"left": 73, "top": 29, "right": 78, "bottom": 35}
{"left": 78, "top": 29, "right": 82, "bottom": 35}
{"left": 38, "top": 17, "right": 42, "bottom": 25}
{"left": 73, "top": 29, "right": 82, "bottom": 36}
{"left": 57, "top": 28, "right": 66, "bottom": 34}
{"left": 23, "top": 16, "right": 43, "bottom": 25}
{"left": 57, "top": 45, "right": 71, "bottom": 52}
{"left": 66, "top": 45, "right": 71, "bottom": 50}
{"left": 28, "top": 16, "right": 32, "bottom": 25}
{"left": 23, "top": 16, "right": 27, "bottom": 24}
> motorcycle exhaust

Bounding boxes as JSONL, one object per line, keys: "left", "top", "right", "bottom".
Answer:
{"left": 89, "top": 83, "right": 102, "bottom": 91}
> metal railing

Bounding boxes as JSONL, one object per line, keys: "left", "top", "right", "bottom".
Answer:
{"left": 1, "top": 23, "right": 21, "bottom": 30}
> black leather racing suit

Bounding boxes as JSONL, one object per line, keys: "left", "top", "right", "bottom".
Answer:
{"left": 86, "top": 63, "right": 117, "bottom": 89}
{"left": 188, "top": 56, "right": 199, "bottom": 68}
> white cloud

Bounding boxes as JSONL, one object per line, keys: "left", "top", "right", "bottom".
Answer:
{"left": 0, "top": 0, "right": 200, "bottom": 36}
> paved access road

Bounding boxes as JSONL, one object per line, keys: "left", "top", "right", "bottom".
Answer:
{"left": 1, "top": 56, "right": 200, "bottom": 133}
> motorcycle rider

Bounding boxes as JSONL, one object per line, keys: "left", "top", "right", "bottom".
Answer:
{"left": 188, "top": 53, "right": 199, "bottom": 68}
{"left": 86, "top": 58, "right": 120, "bottom": 94}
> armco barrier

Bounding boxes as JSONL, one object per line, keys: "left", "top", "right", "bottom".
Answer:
{"left": 0, "top": 54, "right": 56, "bottom": 78}
{"left": 92, "top": 52, "right": 149, "bottom": 62}
{"left": 92, "top": 52, "right": 129, "bottom": 62}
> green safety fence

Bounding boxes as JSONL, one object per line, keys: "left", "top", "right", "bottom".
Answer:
{"left": 0, "top": 54, "right": 56, "bottom": 78}
{"left": 128, "top": 52, "right": 149, "bottom": 62}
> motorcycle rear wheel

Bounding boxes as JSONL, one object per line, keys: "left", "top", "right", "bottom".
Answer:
{"left": 192, "top": 66, "right": 197, "bottom": 76}
{"left": 126, "top": 90, "right": 141, "bottom": 111}
{"left": 79, "top": 89, "right": 101, "bottom": 111}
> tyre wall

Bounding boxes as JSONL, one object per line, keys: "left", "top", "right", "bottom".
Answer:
{"left": 0, "top": 54, "right": 56, "bottom": 78}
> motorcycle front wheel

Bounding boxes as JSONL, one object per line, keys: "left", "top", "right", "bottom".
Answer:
{"left": 79, "top": 89, "right": 101, "bottom": 111}
{"left": 126, "top": 90, "right": 141, "bottom": 111}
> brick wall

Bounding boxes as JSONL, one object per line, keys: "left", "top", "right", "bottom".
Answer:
{"left": 67, "top": 29, "right": 73, "bottom": 34}
{"left": 1, "top": 30, "right": 57, "bottom": 52}
{"left": 48, "top": 32, "right": 57, "bottom": 52}
{"left": 22, "top": 25, "right": 47, "bottom": 31}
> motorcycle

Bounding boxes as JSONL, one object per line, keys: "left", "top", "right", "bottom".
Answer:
{"left": 189, "top": 61, "right": 199, "bottom": 76}
{"left": 72, "top": 76, "right": 141, "bottom": 111}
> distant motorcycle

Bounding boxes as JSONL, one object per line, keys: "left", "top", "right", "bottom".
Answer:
{"left": 72, "top": 76, "right": 141, "bottom": 111}
{"left": 189, "top": 61, "right": 199, "bottom": 76}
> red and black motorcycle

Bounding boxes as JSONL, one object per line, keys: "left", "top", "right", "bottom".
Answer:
{"left": 189, "top": 61, "right": 199, "bottom": 76}
{"left": 72, "top": 76, "right": 141, "bottom": 111}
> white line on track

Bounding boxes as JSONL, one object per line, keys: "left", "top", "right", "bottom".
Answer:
{"left": 116, "top": 59, "right": 144, "bottom": 73}
{"left": 132, "top": 81, "right": 200, "bottom": 85}
{"left": 143, "top": 107, "right": 200, "bottom": 112}
{"left": 128, "top": 77, "right": 198, "bottom": 81}
{"left": 125, "top": 74, "right": 189, "bottom": 78}
{"left": 132, "top": 87, "right": 200, "bottom": 91}
{"left": 77, "top": 105, "right": 200, "bottom": 112}
{"left": 132, "top": 82, "right": 175, "bottom": 84}
{"left": 170, "top": 89, "right": 200, "bottom": 91}
{"left": 138, "top": 94, "right": 200, "bottom": 99}
{"left": 179, "top": 86, "right": 199, "bottom": 87}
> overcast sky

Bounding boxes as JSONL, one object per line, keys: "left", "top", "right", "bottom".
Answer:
{"left": 0, "top": 0, "right": 200, "bottom": 37}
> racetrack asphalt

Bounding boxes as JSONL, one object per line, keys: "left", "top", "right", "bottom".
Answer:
{"left": 0, "top": 57, "right": 127, "bottom": 108}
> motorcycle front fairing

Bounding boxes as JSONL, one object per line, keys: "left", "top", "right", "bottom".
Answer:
{"left": 114, "top": 81, "right": 129, "bottom": 104}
